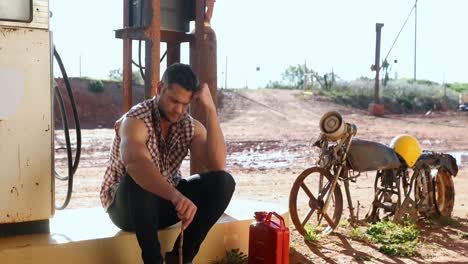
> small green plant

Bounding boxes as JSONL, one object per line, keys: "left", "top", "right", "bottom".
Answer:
{"left": 88, "top": 80, "right": 104, "bottom": 93}
{"left": 354, "top": 255, "right": 371, "bottom": 261}
{"left": 447, "top": 82, "right": 468, "bottom": 93}
{"left": 367, "top": 221, "right": 420, "bottom": 244}
{"left": 378, "top": 241, "right": 419, "bottom": 257}
{"left": 339, "top": 219, "right": 350, "bottom": 228}
{"left": 211, "top": 248, "right": 248, "bottom": 264}
{"left": 304, "top": 224, "right": 320, "bottom": 242}
{"left": 366, "top": 221, "right": 420, "bottom": 257}
{"left": 349, "top": 227, "right": 366, "bottom": 241}
{"left": 459, "top": 232, "right": 468, "bottom": 240}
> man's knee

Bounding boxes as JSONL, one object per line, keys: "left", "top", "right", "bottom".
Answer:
{"left": 211, "top": 170, "right": 236, "bottom": 198}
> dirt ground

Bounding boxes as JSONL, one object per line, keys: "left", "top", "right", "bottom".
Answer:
{"left": 55, "top": 89, "right": 468, "bottom": 263}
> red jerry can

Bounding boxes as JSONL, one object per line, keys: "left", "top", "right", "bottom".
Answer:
{"left": 248, "top": 211, "right": 290, "bottom": 264}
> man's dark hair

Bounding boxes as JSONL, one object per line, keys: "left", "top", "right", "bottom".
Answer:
{"left": 162, "top": 63, "right": 200, "bottom": 92}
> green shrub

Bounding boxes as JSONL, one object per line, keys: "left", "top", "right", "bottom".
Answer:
{"left": 349, "top": 227, "right": 367, "bottom": 241}
{"left": 211, "top": 248, "right": 248, "bottom": 264}
{"left": 339, "top": 219, "right": 351, "bottom": 228}
{"left": 366, "top": 221, "right": 420, "bottom": 257}
{"left": 459, "top": 232, "right": 468, "bottom": 239}
{"left": 304, "top": 224, "right": 320, "bottom": 242}
{"left": 447, "top": 82, "right": 468, "bottom": 93}
{"left": 319, "top": 79, "right": 459, "bottom": 113}
{"left": 355, "top": 255, "right": 371, "bottom": 261}
{"left": 266, "top": 80, "right": 296, "bottom": 90}
{"left": 379, "top": 242, "right": 419, "bottom": 257}
{"left": 88, "top": 80, "right": 105, "bottom": 93}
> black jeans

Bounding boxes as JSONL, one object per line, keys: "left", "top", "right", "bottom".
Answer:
{"left": 107, "top": 170, "right": 236, "bottom": 264}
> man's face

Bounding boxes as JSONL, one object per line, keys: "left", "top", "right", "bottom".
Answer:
{"left": 158, "top": 83, "right": 193, "bottom": 123}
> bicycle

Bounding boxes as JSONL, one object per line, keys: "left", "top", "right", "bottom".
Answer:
{"left": 289, "top": 111, "right": 458, "bottom": 236}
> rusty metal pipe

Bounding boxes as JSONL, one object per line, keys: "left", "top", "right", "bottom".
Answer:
{"left": 190, "top": 0, "right": 218, "bottom": 175}
{"left": 374, "top": 23, "right": 384, "bottom": 104}
{"left": 122, "top": 0, "right": 133, "bottom": 113}
{"left": 167, "top": 42, "right": 181, "bottom": 67}
{"left": 143, "top": 0, "right": 161, "bottom": 99}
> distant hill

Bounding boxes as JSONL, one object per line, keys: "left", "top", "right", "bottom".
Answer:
{"left": 54, "top": 78, "right": 145, "bottom": 129}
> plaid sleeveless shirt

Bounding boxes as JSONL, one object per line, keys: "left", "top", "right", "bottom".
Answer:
{"left": 100, "top": 98, "right": 195, "bottom": 210}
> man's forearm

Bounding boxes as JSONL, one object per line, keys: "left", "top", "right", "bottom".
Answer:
{"left": 126, "top": 159, "right": 180, "bottom": 203}
{"left": 205, "top": 107, "right": 226, "bottom": 170}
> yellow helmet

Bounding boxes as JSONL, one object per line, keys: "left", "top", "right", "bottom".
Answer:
{"left": 390, "top": 135, "right": 422, "bottom": 168}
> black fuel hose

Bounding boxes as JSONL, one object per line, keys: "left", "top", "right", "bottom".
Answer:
{"left": 53, "top": 47, "right": 82, "bottom": 210}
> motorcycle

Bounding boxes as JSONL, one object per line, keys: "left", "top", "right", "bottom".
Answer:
{"left": 289, "top": 111, "right": 458, "bottom": 236}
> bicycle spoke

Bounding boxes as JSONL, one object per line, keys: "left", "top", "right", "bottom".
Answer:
{"left": 319, "top": 181, "right": 332, "bottom": 200}
{"left": 317, "top": 213, "right": 324, "bottom": 226}
{"left": 301, "top": 183, "right": 317, "bottom": 202}
{"left": 301, "top": 208, "right": 315, "bottom": 227}
{"left": 323, "top": 213, "right": 336, "bottom": 228}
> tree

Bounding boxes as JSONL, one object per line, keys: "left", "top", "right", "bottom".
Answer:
{"left": 281, "top": 64, "right": 305, "bottom": 89}
{"left": 108, "top": 69, "right": 122, "bottom": 81}
{"left": 108, "top": 68, "right": 144, "bottom": 85}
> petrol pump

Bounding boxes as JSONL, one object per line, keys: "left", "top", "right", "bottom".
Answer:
{"left": 0, "top": 0, "right": 54, "bottom": 235}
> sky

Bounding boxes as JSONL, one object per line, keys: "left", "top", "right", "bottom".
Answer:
{"left": 50, "top": 0, "right": 468, "bottom": 88}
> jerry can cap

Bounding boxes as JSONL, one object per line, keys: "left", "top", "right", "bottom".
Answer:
{"left": 254, "top": 211, "right": 268, "bottom": 221}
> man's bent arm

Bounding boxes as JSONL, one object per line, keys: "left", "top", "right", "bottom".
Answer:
{"left": 191, "top": 84, "right": 226, "bottom": 171}
{"left": 204, "top": 106, "right": 226, "bottom": 170}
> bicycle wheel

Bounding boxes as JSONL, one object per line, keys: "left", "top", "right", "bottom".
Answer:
{"left": 433, "top": 169, "right": 455, "bottom": 217}
{"left": 368, "top": 169, "right": 402, "bottom": 223}
{"left": 289, "top": 167, "right": 343, "bottom": 236}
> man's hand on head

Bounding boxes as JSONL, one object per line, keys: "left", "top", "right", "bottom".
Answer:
{"left": 171, "top": 192, "right": 197, "bottom": 230}
{"left": 193, "top": 83, "right": 216, "bottom": 112}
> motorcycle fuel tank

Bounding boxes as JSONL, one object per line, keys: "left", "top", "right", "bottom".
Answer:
{"left": 347, "top": 139, "right": 401, "bottom": 172}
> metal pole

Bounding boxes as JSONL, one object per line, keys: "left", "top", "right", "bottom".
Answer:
{"left": 414, "top": 0, "right": 417, "bottom": 81}
{"left": 79, "top": 54, "right": 82, "bottom": 77}
{"left": 374, "top": 23, "right": 384, "bottom": 104}
{"left": 225, "top": 56, "right": 228, "bottom": 89}
{"left": 167, "top": 42, "right": 181, "bottom": 67}
{"left": 303, "top": 60, "right": 307, "bottom": 91}
{"left": 123, "top": 0, "right": 133, "bottom": 113}
{"left": 191, "top": 0, "right": 218, "bottom": 175}
{"left": 147, "top": 0, "right": 160, "bottom": 99}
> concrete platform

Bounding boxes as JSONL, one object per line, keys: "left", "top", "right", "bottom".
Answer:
{"left": 0, "top": 200, "right": 289, "bottom": 264}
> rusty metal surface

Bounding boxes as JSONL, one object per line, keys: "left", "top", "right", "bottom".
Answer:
{"left": 201, "top": 26, "right": 218, "bottom": 107}
{"left": 434, "top": 170, "right": 455, "bottom": 216}
{"left": 122, "top": 0, "right": 133, "bottom": 113}
{"left": 167, "top": 42, "right": 180, "bottom": 67}
{"left": 147, "top": 0, "right": 160, "bottom": 99}
{"left": 161, "top": 30, "right": 193, "bottom": 43}
{"left": 160, "top": 0, "right": 192, "bottom": 32}
{"left": 373, "top": 23, "right": 384, "bottom": 104}
{"left": 205, "top": 0, "right": 215, "bottom": 25}
{"left": 192, "top": 0, "right": 204, "bottom": 76}
{"left": 115, "top": 27, "right": 148, "bottom": 40}
{"left": 416, "top": 152, "right": 459, "bottom": 177}
{"left": 190, "top": 0, "right": 218, "bottom": 175}
{"left": 347, "top": 139, "right": 401, "bottom": 172}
